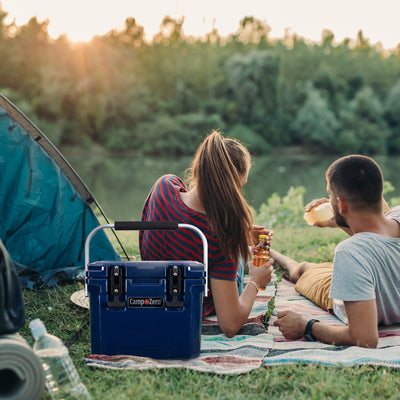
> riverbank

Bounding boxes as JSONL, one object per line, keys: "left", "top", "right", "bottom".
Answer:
{"left": 60, "top": 144, "right": 400, "bottom": 222}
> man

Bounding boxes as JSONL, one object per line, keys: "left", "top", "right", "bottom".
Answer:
{"left": 272, "top": 155, "right": 400, "bottom": 348}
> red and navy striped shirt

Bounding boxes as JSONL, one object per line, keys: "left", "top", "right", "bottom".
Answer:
{"left": 139, "top": 174, "right": 237, "bottom": 316}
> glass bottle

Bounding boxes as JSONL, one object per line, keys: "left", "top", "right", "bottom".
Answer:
{"left": 253, "top": 234, "right": 270, "bottom": 266}
{"left": 252, "top": 234, "right": 271, "bottom": 290}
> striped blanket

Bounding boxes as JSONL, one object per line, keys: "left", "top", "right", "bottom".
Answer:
{"left": 264, "top": 277, "right": 400, "bottom": 368}
{"left": 85, "top": 277, "right": 276, "bottom": 374}
{"left": 85, "top": 274, "right": 400, "bottom": 373}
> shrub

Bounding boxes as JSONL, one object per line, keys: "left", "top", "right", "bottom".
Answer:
{"left": 229, "top": 124, "right": 271, "bottom": 154}
{"left": 253, "top": 186, "right": 306, "bottom": 228}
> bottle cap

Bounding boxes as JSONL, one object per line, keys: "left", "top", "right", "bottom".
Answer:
{"left": 29, "top": 318, "right": 47, "bottom": 340}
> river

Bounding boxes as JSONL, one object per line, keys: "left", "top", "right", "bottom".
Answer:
{"left": 63, "top": 148, "right": 400, "bottom": 221}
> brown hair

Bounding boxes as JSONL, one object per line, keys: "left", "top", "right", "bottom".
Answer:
{"left": 326, "top": 154, "right": 383, "bottom": 212}
{"left": 186, "top": 130, "right": 253, "bottom": 264}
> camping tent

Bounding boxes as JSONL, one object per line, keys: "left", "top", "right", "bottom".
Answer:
{"left": 0, "top": 94, "right": 122, "bottom": 287}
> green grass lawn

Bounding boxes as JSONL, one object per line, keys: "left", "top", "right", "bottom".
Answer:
{"left": 19, "top": 221, "right": 400, "bottom": 400}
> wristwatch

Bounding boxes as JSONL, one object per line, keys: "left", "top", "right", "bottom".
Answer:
{"left": 303, "top": 319, "right": 320, "bottom": 341}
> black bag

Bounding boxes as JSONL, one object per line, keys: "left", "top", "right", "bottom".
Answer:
{"left": 0, "top": 240, "right": 25, "bottom": 334}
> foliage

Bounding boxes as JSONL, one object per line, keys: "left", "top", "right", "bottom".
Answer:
{"left": 1, "top": 4, "right": 400, "bottom": 155}
{"left": 338, "top": 87, "right": 390, "bottom": 154}
{"left": 290, "top": 83, "right": 340, "bottom": 150}
{"left": 225, "top": 50, "right": 282, "bottom": 142}
{"left": 252, "top": 186, "right": 306, "bottom": 228}
{"left": 132, "top": 112, "right": 224, "bottom": 155}
{"left": 385, "top": 78, "right": 400, "bottom": 153}
{"left": 386, "top": 78, "right": 400, "bottom": 126}
{"left": 229, "top": 124, "right": 271, "bottom": 154}
{"left": 385, "top": 181, "right": 400, "bottom": 208}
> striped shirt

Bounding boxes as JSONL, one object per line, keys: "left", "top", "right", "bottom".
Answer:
{"left": 139, "top": 174, "right": 237, "bottom": 316}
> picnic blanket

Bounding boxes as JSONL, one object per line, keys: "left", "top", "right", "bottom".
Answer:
{"left": 85, "top": 276, "right": 277, "bottom": 374}
{"left": 264, "top": 276, "right": 400, "bottom": 368}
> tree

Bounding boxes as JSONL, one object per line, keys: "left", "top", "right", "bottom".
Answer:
{"left": 105, "top": 17, "right": 145, "bottom": 48}
{"left": 338, "top": 86, "right": 389, "bottom": 154}
{"left": 291, "top": 83, "right": 340, "bottom": 150}
{"left": 314, "top": 66, "right": 344, "bottom": 114}
{"left": 385, "top": 78, "right": 400, "bottom": 153}
{"left": 233, "top": 16, "right": 271, "bottom": 45}
{"left": 153, "top": 16, "right": 185, "bottom": 45}
{"left": 225, "top": 50, "right": 282, "bottom": 142}
{"left": 9, "top": 17, "right": 51, "bottom": 95}
{"left": 321, "top": 29, "right": 335, "bottom": 51}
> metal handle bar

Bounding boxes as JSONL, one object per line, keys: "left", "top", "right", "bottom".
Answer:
{"left": 85, "top": 221, "right": 208, "bottom": 297}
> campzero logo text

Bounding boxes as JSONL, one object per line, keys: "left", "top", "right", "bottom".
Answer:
{"left": 128, "top": 297, "right": 164, "bottom": 308}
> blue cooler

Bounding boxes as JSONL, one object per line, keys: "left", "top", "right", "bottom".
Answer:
{"left": 85, "top": 221, "right": 208, "bottom": 360}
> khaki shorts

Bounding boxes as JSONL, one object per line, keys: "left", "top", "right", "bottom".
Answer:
{"left": 294, "top": 262, "right": 334, "bottom": 311}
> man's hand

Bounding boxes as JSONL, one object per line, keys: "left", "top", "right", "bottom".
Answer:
{"left": 273, "top": 310, "right": 308, "bottom": 340}
{"left": 304, "top": 198, "right": 330, "bottom": 213}
{"left": 305, "top": 198, "right": 337, "bottom": 228}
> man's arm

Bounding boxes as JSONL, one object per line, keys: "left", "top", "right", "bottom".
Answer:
{"left": 274, "top": 299, "right": 378, "bottom": 348}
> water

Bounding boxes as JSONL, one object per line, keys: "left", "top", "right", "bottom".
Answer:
{"left": 63, "top": 149, "right": 400, "bottom": 221}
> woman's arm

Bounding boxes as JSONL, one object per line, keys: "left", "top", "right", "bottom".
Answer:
{"left": 210, "top": 258, "right": 274, "bottom": 337}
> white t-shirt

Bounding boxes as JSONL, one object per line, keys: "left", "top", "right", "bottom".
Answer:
{"left": 329, "top": 206, "right": 400, "bottom": 325}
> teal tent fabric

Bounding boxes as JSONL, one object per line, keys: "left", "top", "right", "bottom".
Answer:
{"left": 0, "top": 95, "right": 121, "bottom": 287}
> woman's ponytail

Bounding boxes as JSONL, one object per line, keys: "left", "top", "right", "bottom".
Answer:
{"left": 187, "top": 130, "right": 253, "bottom": 264}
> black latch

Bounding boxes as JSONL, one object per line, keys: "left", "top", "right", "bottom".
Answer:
{"left": 107, "top": 265, "right": 125, "bottom": 308}
{"left": 166, "top": 265, "right": 184, "bottom": 308}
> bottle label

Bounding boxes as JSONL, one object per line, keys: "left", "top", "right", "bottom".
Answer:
{"left": 128, "top": 297, "right": 164, "bottom": 308}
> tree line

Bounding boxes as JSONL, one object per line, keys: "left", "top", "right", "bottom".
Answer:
{"left": 1, "top": 6, "right": 400, "bottom": 156}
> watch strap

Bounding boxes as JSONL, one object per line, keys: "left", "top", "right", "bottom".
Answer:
{"left": 303, "top": 319, "right": 320, "bottom": 341}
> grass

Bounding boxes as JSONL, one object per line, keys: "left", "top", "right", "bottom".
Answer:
{"left": 19, "top": 194, "right": 400, "bottom": 400}
{"left": 20, "top": 278, "right": 400, "bottom": 400}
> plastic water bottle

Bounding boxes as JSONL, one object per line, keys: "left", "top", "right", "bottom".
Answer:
{"left": 29, "top": 319, "right": 91, "bottom": 399}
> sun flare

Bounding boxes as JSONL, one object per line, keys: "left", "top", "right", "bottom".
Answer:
{"left": 1, "top": 0, "right": 400, "bottom": 48}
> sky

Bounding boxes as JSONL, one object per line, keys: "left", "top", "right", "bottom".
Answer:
{"left": 1, "top": 0, "right": 400, "bottom": 49}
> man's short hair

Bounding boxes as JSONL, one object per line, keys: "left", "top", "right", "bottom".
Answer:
{"left": 326, "top": 155, "right": 383, "bottom": 210}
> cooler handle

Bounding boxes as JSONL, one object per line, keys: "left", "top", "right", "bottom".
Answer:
{"left": 114, "top": 221, "right": 179, "bottom": 231}
{"left": 85, "top": 222, "right": 208, "bottom": 298}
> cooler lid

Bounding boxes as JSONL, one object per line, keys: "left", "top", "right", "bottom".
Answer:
{"left": 86, "top": 260, "right": 205, "bottom": 279}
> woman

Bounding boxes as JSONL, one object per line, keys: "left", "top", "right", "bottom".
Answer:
{"left": 139, "top": 131, "right": 274, "bottom": 337}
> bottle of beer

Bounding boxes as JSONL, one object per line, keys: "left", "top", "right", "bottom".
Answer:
{"left": 253, "top": 234, "right": 270, "bottom": 266}
{"left": 252, "top": 234, "right": 270, "bottom": 290}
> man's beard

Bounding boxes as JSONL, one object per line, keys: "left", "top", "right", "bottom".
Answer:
{"left": 333, "top": 203, "right": 349, "bottom": 228}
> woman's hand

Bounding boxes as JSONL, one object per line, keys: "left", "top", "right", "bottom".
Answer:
{"left": 248, "top": 258, "right": 274, "bottom": 290}
{"left": 251, "top": 225, "right": 273, "bottom": 247}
